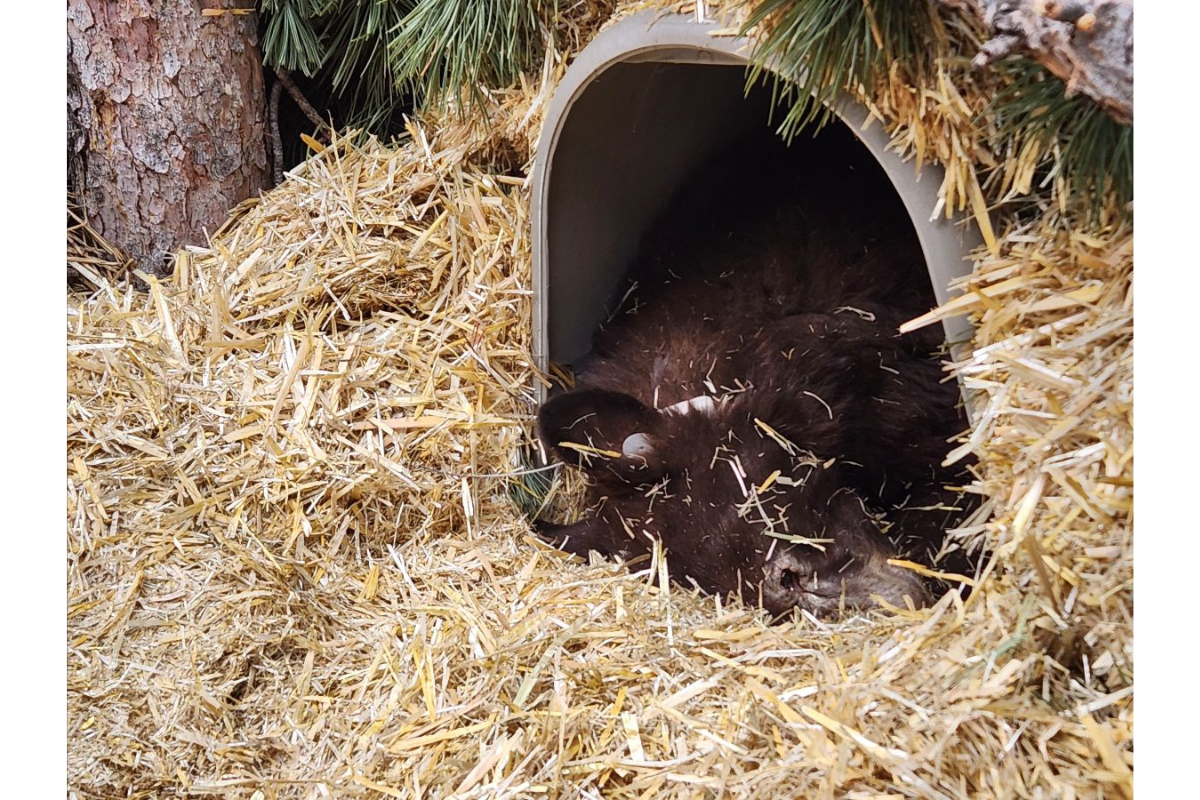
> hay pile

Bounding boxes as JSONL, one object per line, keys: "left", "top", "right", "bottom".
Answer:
{"left": 68, "top": 7, "right": 1132, "bottom": 799}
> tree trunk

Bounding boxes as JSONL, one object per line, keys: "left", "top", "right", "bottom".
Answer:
{"left": 938, "top": 0, "right": 1133, "bottom": 124}
{"left": 67, "top": 1, "right": 268, "bottom": 276}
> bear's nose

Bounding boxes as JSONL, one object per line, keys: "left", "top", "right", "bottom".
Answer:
{"left": 767, "top": 551, "right": 814, "bottom": 596}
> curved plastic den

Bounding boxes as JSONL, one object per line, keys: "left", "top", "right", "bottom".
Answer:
{"left": 531, "top": 11, "right": 979, "bottom": 381}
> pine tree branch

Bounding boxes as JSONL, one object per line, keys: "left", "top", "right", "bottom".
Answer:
{"left": 269, "top": 80, "right": 284, "bottom": 185}
{"left": 275, "top": 69, "right": 331, "bottom": 133}
{"left": 939, "top": 0, "right": 1132, "bottom": 124}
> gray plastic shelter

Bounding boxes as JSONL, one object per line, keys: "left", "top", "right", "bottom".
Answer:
{"left": 531, "top": 10, "right": 979, "bottom": 382}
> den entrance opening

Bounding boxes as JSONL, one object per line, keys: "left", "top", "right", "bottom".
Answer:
{"left": 534, "top": 63, "right": 981, "bottom": 614}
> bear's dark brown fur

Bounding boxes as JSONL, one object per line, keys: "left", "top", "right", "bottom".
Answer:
{"left": 537, "top": 130, "right": 975, "bottom": 618}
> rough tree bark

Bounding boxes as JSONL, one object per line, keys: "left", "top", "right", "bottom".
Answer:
{"left": 938, "top": 0, "right": 1133, "bottom": 124}
{"left": 67, "top": 1, "right": 268, "bottom": 275}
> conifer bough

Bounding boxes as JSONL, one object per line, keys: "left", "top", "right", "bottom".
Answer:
{"left": 939, "top": 0, "right": 1133, "bottom": 124}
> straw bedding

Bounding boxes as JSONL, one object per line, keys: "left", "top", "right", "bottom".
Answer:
{"left": 67, "top": 5, "right": 1132, "bottom": 798}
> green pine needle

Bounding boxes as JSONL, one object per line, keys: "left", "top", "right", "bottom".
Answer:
{"left": 985, "top": 60, "right": 1132, "bottom": 214}
{"left": 388, "top": 0, "right": 556, "bottom": 112}
{"left": 260, "top": 1, "right": 558, "bottom": 133}
{"left": 260, "top": 0, "right": 330, "bottom": 75}
{"left": 739, "top": 0, "right": 934, "bottom": 139}
{"left": 508, "top": 448, "right": 558, "bottom": 521}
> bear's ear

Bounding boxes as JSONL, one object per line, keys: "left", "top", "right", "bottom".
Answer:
{"left": 537, "top": 389, "right": 663, "bottom": 478}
